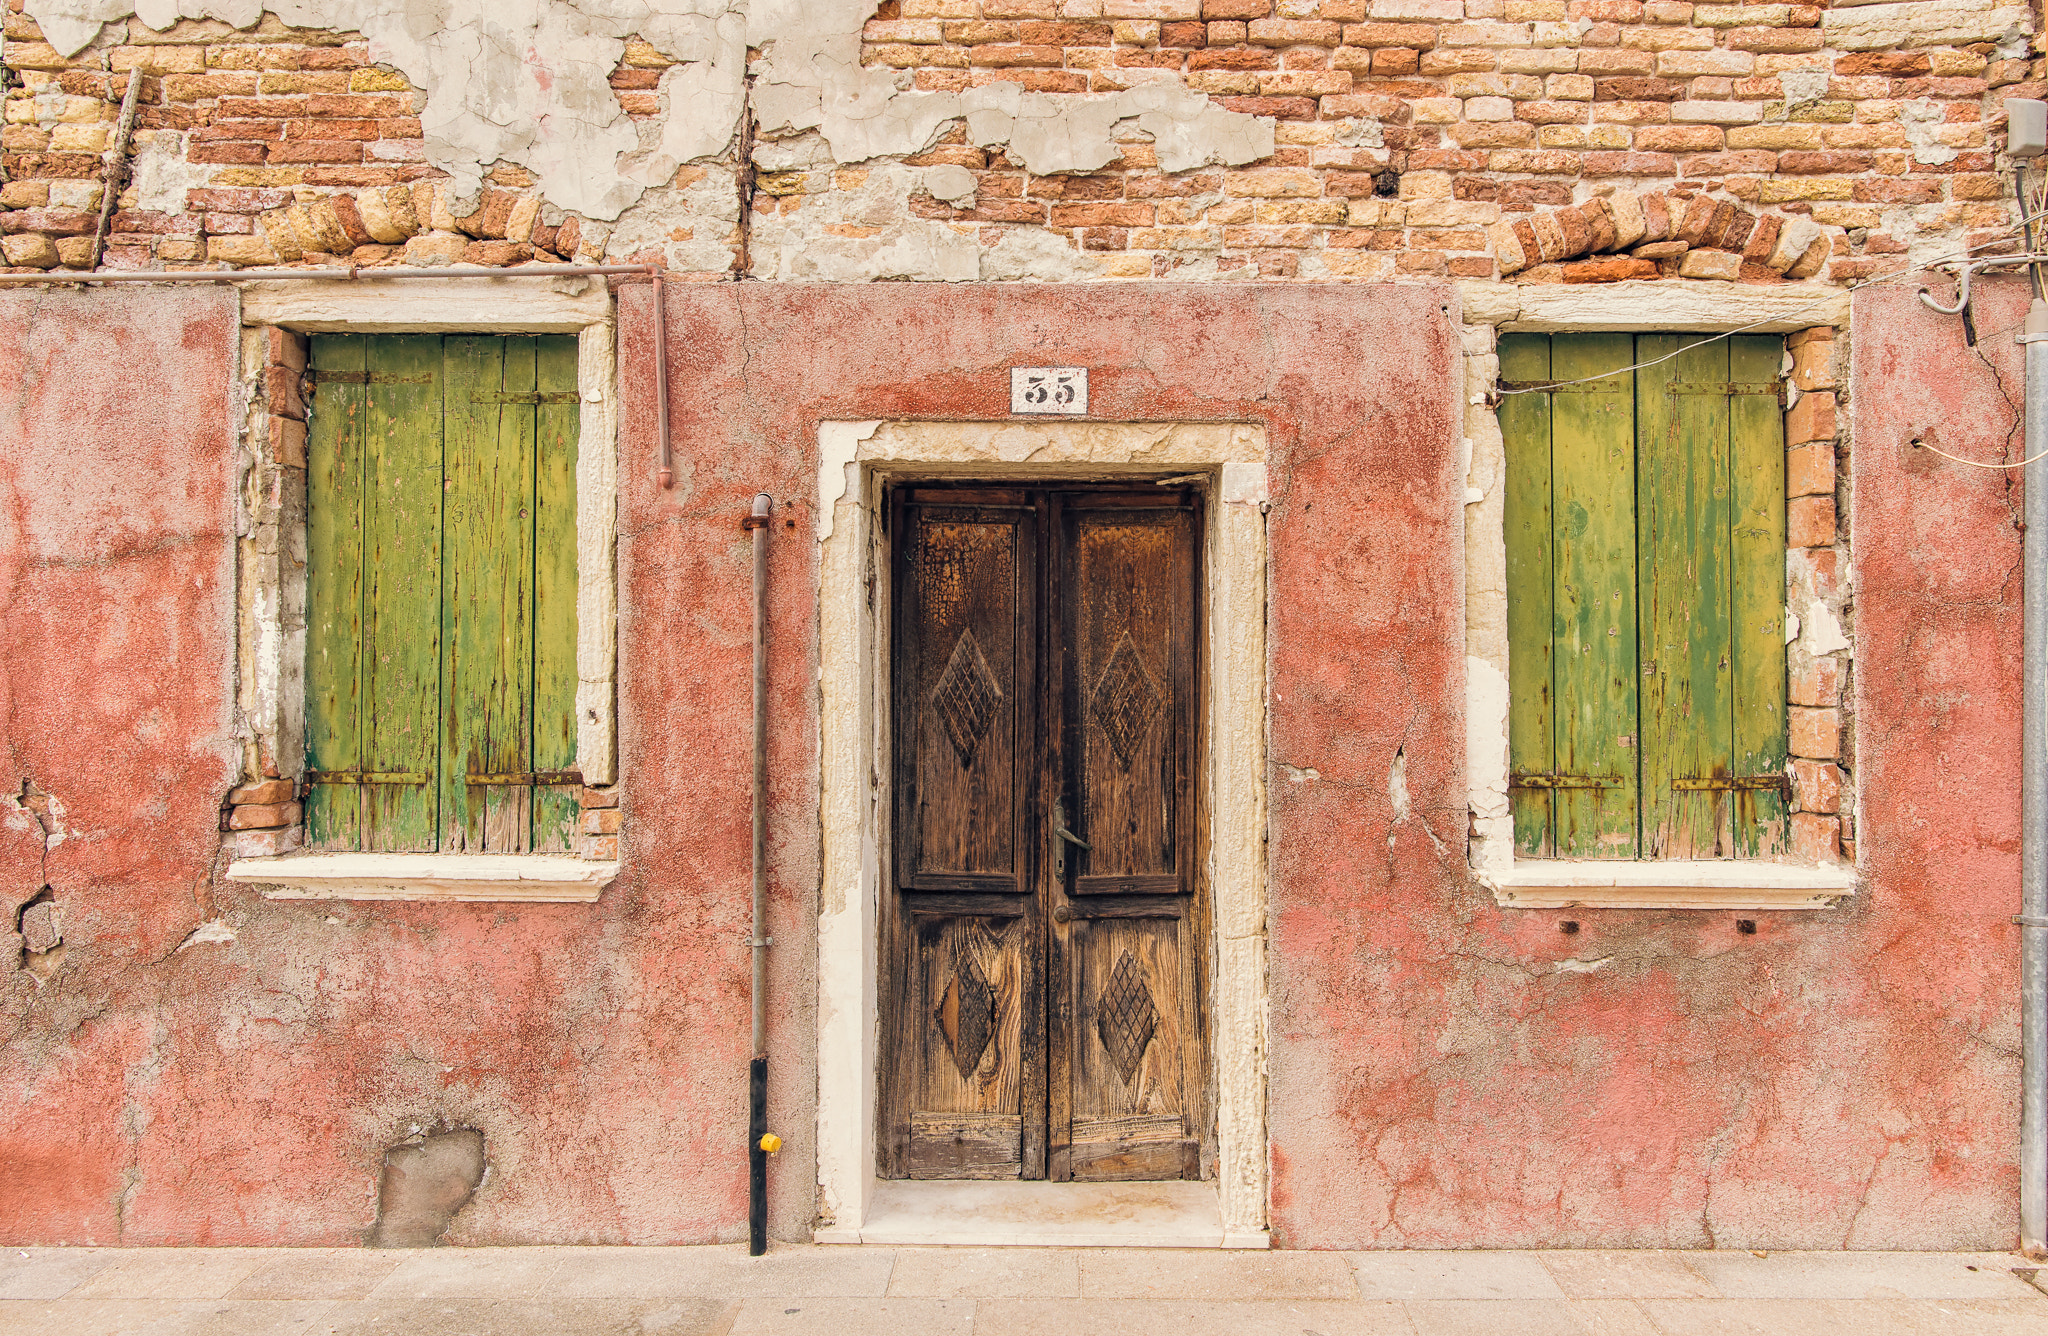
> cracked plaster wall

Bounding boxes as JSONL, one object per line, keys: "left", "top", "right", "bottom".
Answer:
{"left": 24, "top": 0, "right": 1272, "bottom": 226}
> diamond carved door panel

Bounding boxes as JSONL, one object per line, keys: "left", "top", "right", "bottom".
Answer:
{"left": 882, "top": 486, "right": 1205, "bottom": 1185}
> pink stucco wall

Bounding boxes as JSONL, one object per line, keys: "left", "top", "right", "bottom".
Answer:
{"left": 0, "top": 279, "right": 2025, "bottom": 1249}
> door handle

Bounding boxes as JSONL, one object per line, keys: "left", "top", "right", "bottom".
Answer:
{"left": 1052, "top": 799, "right": 1089, "bottom": 880}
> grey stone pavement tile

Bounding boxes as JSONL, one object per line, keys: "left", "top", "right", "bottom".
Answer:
{"left": 968, "top": 1298, "right": 1416, "bottom": 1336}
{"left": 309, "top": 1297, "right": 737, "bottom": 1336}
{"left": 228, "top": 1251, "right": 406, "bottom": 1300}
{"left": 1407, "top": 1298, "right": 1659, "bottom": 1336}
{"left": 886, "top": 1247, "right": 1080, "bottom": 1297}
{"left": 0, "top": 1246, "right": 120, "bottom": 1300}
{"left": 731, "top": 1297, "right": 973, "bottom": 1335}
{"left": 363, "top": 1246, "right": 571, "bottom": 1299}
{"left": 66, "top": 1250, "right": 274, "bottom": 1300}
{"left": 1078, "top": 1248, "right": 1361, "bottom": 1299}
{"left": 1635, "top": 1297, "right": 2048, "bottom": 1335}
{"left": 0, "top": 1298, "right": 338, "bottom": 1336}
{"left": 550, "top": 1243, "right": 896, "bottom": 1298}
{"left": 1538, "top": 1251, "right": 1718, "bottom": 1300}
{"left": 1351, "top": 1250, "right": 1569, "bottom": 1301}
{"left": 1680, "top": 1251, "right": 2041, "bottom": 1300}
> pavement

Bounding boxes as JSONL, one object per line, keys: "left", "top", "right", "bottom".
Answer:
{"left": 2, "top": 1244, "right": 2047, "bottom": 1335}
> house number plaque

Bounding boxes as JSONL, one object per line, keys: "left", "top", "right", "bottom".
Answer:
{"left": 1011, "top": 367, "right": 1087, "bottom": 415}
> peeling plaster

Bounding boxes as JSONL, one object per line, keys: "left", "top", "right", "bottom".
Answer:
{"left": 31, "top": 1, "right": 1273, "bottom": 223}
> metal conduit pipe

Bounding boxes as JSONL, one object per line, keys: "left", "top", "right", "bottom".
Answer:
{"left": 2023, "top": 294, "right": 2048, "bottom": 1259}
{"left": 742, "top": 492, "right": 774, "bottom": 1257}
{"left": 0, "top": 263, "right": 675, "bottom": 490}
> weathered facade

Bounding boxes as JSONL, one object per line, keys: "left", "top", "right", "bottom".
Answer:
{"left": 0, "top": 0, "right": 2040, "bottom": 1250}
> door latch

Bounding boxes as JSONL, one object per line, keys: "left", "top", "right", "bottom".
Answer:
{"left": 1052, "top": 797, "right": 1090, "bottom": 880}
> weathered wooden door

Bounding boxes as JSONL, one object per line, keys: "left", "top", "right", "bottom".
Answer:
{"left": 882, "top": 486, "right": 1207, "bottom": 1183}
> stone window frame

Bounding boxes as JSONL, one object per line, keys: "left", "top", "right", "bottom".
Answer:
{"left": 221, "top": 278, "right": 621, "bottom": 903}
{"left": 1458, "top": 279, "right": 1858, "bottom": 911}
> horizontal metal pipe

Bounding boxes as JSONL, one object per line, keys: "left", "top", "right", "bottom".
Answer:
{"left": 0, "top": 263, "right": 656, "bottom": 285}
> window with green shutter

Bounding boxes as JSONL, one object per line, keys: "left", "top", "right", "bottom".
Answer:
{"left": 304, "top": 333, "right": 581, "bottom": 854}
{"left": 1499, "top": 332, "right": 1788, "bottom": 860}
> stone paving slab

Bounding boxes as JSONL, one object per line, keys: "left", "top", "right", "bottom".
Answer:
{"left": 0, "top": 1245, "right": 2043, "bottom": 1335}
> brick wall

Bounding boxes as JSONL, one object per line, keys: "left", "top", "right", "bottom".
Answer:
{"left": 3, "top": 1, "right": 2038, "bottom": 283}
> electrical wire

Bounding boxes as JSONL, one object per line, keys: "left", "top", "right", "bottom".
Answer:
{"left": 1493, "top": 207, "right": 2048, "bottom": 396}
{"left": 1914, "top": 439, "right": 2048, "bottom": 469}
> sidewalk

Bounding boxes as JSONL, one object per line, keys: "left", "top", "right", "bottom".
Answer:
{"left": 2, "top": 1244, "right": 2045, "bottom": 1335}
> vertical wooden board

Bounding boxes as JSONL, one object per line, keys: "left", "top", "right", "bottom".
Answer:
{"left": 305, "top": 335, "right": 367, "bottom": 851}
{"left": 531, "top": 335, "right": 580, "bottom": 852}
{"left": 359, "top": 334, "right": 444, "bottom": 852}
{"left": 1729, "top": 335, "right": 1788, "bottom": 854}
{"left": 1498, "top": 333, "right": 1556, "bottom": 856}
{"left": 1549, "top": 334, "right": 1639, "bottom": 858}
{"left": 1067, "top": 510, "right": 1189, "bottom": 889}
{"left": 1065, "top": 918, "right": 1191, "bottom": 1181}
{"left": 1640, "top": 336, "right": 1735, "bottom": 856}
{"left": 906, "top": 912, "right": 1029, "bottom": 1181}
{"left": 441, "top": 336, "right": 535, "bottom": 852}
{"left": 897, "top": 508, "right": 1023, "bottom": 887}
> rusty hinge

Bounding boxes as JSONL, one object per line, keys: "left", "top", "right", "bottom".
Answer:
{"left": 303, "top": 769, "right": 429, "bottom": 786}
{"left": 1671, "top": 774, "right": 1791, "bottom": 792}
{"left": 1667, "top": 380, "right": 1787, "bottom": 408}
{"left": 469, "top": 390, "right": 580, "bottom": 405}
{"left": 464, "top": 770, "right": 585, "bottom": 786}
{"left": 1509, "top": 773, "right": 1625, "bottom": 790}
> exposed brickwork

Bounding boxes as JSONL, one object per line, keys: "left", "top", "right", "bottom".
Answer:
{"left": 1782, "top": 322, "right": 1852, "bottom": 863}
{"left": 580, "top": 786, "right": 621, "bottom": 862}
{"left": 1, "top": 2, "right": 2038, "bottom": 279}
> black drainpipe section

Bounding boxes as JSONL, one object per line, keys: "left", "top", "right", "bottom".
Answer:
{"left": 744, "top": 492, "right": 773, "bottom": 1255}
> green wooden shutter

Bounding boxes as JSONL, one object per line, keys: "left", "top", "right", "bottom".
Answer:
{"left": 1500, "top": 332, "right": 1786, "bottom": 860}
{"left": 306, "top": 334, "right": 580, "bottom": 854}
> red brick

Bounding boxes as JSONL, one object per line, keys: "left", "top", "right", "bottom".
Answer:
{"left": 1561, "top": 256, "right": 1659, "bottom": 282}
{"left": 189, "top": 142, "right": 269, "bottom": 165}
{"left": 268, "top": 414, "right": 306, "bottom": 467}
{"left": 1214, "top": 95, "right": 1318, "bottom": 120}
{"left": 1020, "top": 21, "right": 1112, "bottom": 44}
{"left": 1204, "top": 0, "right": 1271, "bottom": 17}
{"left": 1788, "top": 706, "right": 1840, "bottom": 760}
{"left": 229, "top": 778, "right": 294, "bottom": 805}
{"left": 1790, "top": 655, "right": 1841, "bottom": 707}
{"left": 1787, "top": 441, "right": 1834, "bottom": 497}
{"left": 1786, "top": 390, "right": 1836, "bottom": 444}
{"left": 0, "top": 209, "right": 95, "bottom": 236}
{"left": 969, "top": 44, "right": 1064, "bottom": 67}
{"left": 269, "top": 141, "right": 364, "bottom": 164}
{"left": 228, "top": 801, "right": 301, "bottom": 830}
{"left": 266, "top": 364, "right": 306, "bottom": 420}
{"left": 1190, "top": 48, "right": 1280, "bottom": 71}
{"left": 581, "top": 787, "right": 620, "bottom": 809}
{"left": 1790, "top": 811, "right": 1841, "bottom": 861}
{"left": 1791, "top": 759, "right": 1842, "bottom": 814}
{"left": 192, "top": 120, "right": 284, "bottom": 143}
{"left": 306, "top": 94, "right": 412, "bottom": 117}
{"left": 1161, "top": 22, "right": 1208, "bottom": 47}
{"left": 1050, "top": 201, "right": 1153, "bottom": 226}
{"left": 216, "top": 97, "right": 307, "bottom": 118}
{"left": 580, "top": 807, "right": 624, "bottom": 835}
{"left": 284, "top": 118, "right": 381, "bottom": 141}
{"left": 462, "top": 240, "right": 533, "bottom": 265}
{"left": 1583, "top": 151, "right": 1677, "bottom": 176}
{"left": 1788, "top": 495, "right": 1836, "bottom": 548}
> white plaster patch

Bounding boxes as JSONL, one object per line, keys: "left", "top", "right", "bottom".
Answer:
{"left": 1554, "top": 956, "right": 1612, "bottom": 975}
{"left": 177, "top": 920, "right": 237, "bottom": 950}
{"left": 816, "top": 420, "right": 882, "bottom": 540}
{"left": 1901, "top": 98, "right": 1959, "bottom": 167}
{"left": 32, "top": 1, "right": 1273, "bottom": 223}
{"left": 1779, "top": 70, "right": 1829, "bottom": 108}
{"left": 127, "top": 130, "right": 216, "bottom": 215}
{"left": 1801, "top": 596, "right": 1849, "bottom": 656}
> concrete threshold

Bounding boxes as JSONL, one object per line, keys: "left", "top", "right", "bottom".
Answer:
{"left": 818, "top": 1179, "right": 1267, "bottom": 1248}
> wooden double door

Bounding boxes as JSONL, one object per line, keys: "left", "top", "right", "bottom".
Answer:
{"left": 881, "top": 485, "right": 1209, "bottom": 1182}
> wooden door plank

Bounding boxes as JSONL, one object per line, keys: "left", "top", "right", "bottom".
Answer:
{"left": 1640, "top": 336, "right": 1736, "bottom": 856}
{"left": 1498, "top": 333, "right": 1556, "bottom": 857}
{"left": 359, "top": 334, "right": 444, "bottom": 852}
{"left": 305, "top": 335, "right": 368, "bottom": 851}
{"left": 441, "top": 336, "right": 536, "bottom": 851}
{"left": 531, "top": 334, "right": 581, "bottom": 852}
{"left": 1728, "top": 335, "right": 1789, "bottom": 854}
{"left": 1550, "top": 334, "right": 1639, "bottom": 858}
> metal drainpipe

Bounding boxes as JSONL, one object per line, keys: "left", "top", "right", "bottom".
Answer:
{"left": 0, "top": 263, "right": 675, "bottom": 491}
{"left": 743, "top": 492, "right": 774, "bottom": 1256}
{"left": 2024, "top": 294, "right": 2048, "bottom": 1259}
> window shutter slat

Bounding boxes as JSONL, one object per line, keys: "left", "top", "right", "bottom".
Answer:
{"left": 360, "top": 333, "right": 445, "bottom": 852}
{"left": 1500, "top": 332, "right": 1557, "bottom": 858}
{"left": 531, "top": 335, "right": 582, "bottom": 853}
{"left": 1551, "top": 333, "right": 1641, "bottom": 859}
{"left": 443, "top": 335, "right": 538, "bottom": 852}
{"left": 1640, "top": 336, "right": 1737, "bottom": 858}
{"left": 1728, "top": 334, "right": 1790, "bottom": 855}
{"left": 306, "top": 334, "right": 369, "bottom": 852}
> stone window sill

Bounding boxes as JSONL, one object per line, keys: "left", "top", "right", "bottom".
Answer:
{"left": 225, "top": 853, "right": 618, "bottom": 903}
{"left": 1485, "top": 860, "right": 1856, "bottom": 910}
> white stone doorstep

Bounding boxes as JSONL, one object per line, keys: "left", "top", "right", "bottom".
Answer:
{"left": 1486, "top": 860, "right": 1857, "bottom": 911}
{"left": 226, "top": 853, "right": 618, "bottom": 903}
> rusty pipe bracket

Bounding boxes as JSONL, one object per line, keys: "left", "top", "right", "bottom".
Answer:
{"left": 742, "top": 494, "right": 772, "bottom": 530}
{"left": 2018, "top": 915, "right": 2048, "bottom": 929}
